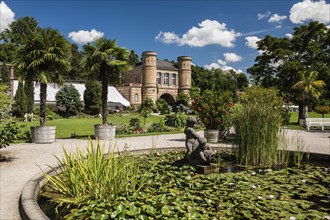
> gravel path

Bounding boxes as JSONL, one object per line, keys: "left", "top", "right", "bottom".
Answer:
{"left": 1, "top": 130, "right": 329, "bottom": 220}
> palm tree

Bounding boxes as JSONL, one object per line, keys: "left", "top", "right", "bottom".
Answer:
{"left": 81, "top": 38, "right": 131, "bottom": 125}
{"left": 293, "top": 70, "right": 325, "bottom": 125}
{"left": 16, "top": 27, "right": 71, "bottom": 126}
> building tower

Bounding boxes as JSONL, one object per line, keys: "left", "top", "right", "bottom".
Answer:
{"left": 142, "top": 51, "right": 158, "bottom": 103}
{"left": 178, "top": 56, "right": 192, "bottom": 96}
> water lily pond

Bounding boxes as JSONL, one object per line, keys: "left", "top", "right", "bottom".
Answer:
{"left": 40, "top": 151, "right": 330, "bottom": 219}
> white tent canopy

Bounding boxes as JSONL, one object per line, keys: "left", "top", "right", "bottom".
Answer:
{"left": 13, "top": 80, "right": 130, "bottom": 107}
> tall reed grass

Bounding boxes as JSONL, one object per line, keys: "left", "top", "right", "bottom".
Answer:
{"left": 233, "top": 87, "right": 286, "bottom": 167}
{"left": 42, "top": 140, "right": 152, "bottom": 209}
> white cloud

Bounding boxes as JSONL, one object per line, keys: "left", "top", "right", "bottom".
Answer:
{"left": 0, "top": 1, "right": 15, "bottom": 32}
{"left": 290, "top": 0, "right": 330, "bottom": 24}
{"left": 68, "top": 29, "right": 104, "bottom": 44}
{"left": 223, "top": 52, "right": 242, "bottom": 63}
{"left": 204, "top": 59, "right": 243, "bottom": 73}
{"left": 268, "top": 14, "right": 287, "bottom": 23}
{"left": 258, "top": 11, "right": 271, "bottom": 20}
{"left": 285, "top": 33, "right": 293, "bottom": 39}
{"left": 155, "top": 19, "right": 241, "bottom": 47}
{"left": 155, "top": 31, "right": 180, "bottom": 44}
{"left": 245, "top": 36, "right": 261, "bottom": 49}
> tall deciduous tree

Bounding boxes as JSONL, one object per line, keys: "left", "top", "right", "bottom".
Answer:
{"left": 81, "top": 38, "right": 131, "bottom": 125}
{"left": 16, "top": 27, "right": 71, "bottom": 126}
{"left": 248, "top": 21, "right": 330, "bottom": 123}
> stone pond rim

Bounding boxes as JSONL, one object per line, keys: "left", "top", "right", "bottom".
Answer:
{"left": 19, "top": 148, "right": 330, "bottom": 220}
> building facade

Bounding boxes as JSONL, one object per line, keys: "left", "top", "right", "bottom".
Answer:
{"left": 117, "top": 51, "right": 192, "bottom": 108}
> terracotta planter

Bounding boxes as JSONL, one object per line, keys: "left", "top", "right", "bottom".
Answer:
{"left": 31, "top": 126, "right": 56, "bottom": 144}
{"left": 204, "top": 129, "right": 219, "bottom": 143}
{"left": 94, "top": 124, "right": 116, "bottom": 140}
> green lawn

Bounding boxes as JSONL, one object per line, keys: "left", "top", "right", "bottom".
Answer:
{"left": 19, "top": 113, "right": 166, "bottom": 139}
{"left": 288, "top": 111, "right": 330, "bottom": 130}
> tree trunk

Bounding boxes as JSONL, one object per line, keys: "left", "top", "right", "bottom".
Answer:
{"left": 39, "top": 83, "right": 47, "bottom": 126}
{"left": 298, "top": 103, "right": 308, "bottom": 126}
{"left": 101, "top": 75, "right": 108, "bottom": 125}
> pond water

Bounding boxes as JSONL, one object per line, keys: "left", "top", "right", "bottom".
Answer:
{"left": 39, "top": 150, "right": 330, "bottom": 219}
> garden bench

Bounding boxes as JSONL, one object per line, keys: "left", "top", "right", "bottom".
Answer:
{"left": 305, "top": 118, "right": 330, "bottom": 131}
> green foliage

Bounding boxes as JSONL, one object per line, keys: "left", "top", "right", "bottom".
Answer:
{"left": 83, "top": 80, "right": 101, "bottom": 115}
{"left": 233, "top": 87, "right": 285, "bottom": 167}
{"left": 24, "top": 79, "right": 34, "bottom": 113}
{"left": 41, "top": 141, "right": 155, "bottom": 211}
{"left": 0, "top": 62, "right": 11, "bottom": 87}
{"left": 81, "top": 38, "right": 132, "bottom": 125}
{"left": 55, "top": 84, "right": 82, "bottom": 116}
{"left": 148, "top": 118, "right": 167, "bottom": 132}
{"left": 156, "top": 98, "right": 169, "bottom": 114}
{"left": 41, "top": 151, "right": 330, "bottom": 219}
{"left": 16, "top": 27, "right": 71, "bottom": 126}
{"left": 248, "top": 21, "right": 330, "bottom": 114}
{"left": 12, "top": 78, "right": 27, "bottom": 117}
{"left": 192, "top": 66, "right": 238, "bottom": 94}
{"left": 0, "top": 84, "right": 21, "bottom": 148}
{"left": 314, "top": 105, "right": 330, "bottom": 118}
{"left": 192, "top": 90, "right": 233, "bottom": 130}
{"left": 174, "top": 92, "right": 190, "bottom": 109}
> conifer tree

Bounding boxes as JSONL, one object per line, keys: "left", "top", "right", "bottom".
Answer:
{"left": 24, "top": 79, "right": 34, "bottom": 113}
{"left": 83, "top": 80, "right": 101, "bottom": 115}
{"left": 12, "top": 77, "right": 27, "bottom": 117}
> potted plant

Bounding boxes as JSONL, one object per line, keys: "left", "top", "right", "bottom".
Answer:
{"left": 16, "top": 27, "right": 71, "bottom": 144}
{"left": 81, "top": 38, "right": 131, "bottom": 140}
{"left": 191, "top": 90, "right": 233, "bottom": 143}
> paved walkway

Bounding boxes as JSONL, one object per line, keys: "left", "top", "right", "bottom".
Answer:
{"left": 1, "top": 130, "right": 329, "bottom": 220}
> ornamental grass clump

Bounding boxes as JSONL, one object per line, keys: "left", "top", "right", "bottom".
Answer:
{"left": 191, "top": 90, "right": 233, "bottom": 130}
{"left": 233, "top": 87, "right": 287, "bottom": 167}
{"left": 41, "top": 141, "right": 150, "bottom": 210}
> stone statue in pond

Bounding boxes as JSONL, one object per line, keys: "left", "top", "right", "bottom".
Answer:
{"left": 184, "top": 116, "right": 216, "bottom": 166}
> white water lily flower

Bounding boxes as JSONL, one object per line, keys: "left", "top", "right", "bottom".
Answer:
{"left": 268, "top": 195, "right": 274, "bottom": 199}
{"left": 228, "top": 182, "right": 235, "bottom": 186}
{"left": 257, "top": 196, "right": 263, "bottom": 200}
{"left": 252, "top": 172, "right": 256, "bottom": 175}
{"left": 301, "top": 179, "right": 306, "bottom": 183}
{"left": 266, "top": 168, "right": 272, "bottom": 172}
{"left": 251, "top": 185, "right": 257, "bottom": 189}
{"left": 289, "top": 217, "right": 296, "bottom": 220}
{"left": 258, "top": 169, "right": 263, "bottom": 172}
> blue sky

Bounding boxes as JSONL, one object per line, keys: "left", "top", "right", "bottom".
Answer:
{"left": 1, "top": 0, "right": 330, "bottom": 75}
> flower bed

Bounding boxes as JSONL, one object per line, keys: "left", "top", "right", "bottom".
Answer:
{"left": 39, "top": 151, "right": 330, "bottom": 219}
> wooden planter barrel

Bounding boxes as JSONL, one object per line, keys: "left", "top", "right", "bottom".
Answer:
{"left": 31, "top": 126, "right": 56, "bottom": 144}
{"left": 94, "top": 124, "right": 116, "bottom": 140}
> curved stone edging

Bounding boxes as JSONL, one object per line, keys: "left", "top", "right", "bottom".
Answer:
{"left": 19, "top": 165, "right": 61, "bottom": 220}
{"left": 19, "top": 147, "right": 189, "bottom": 220}
{"left": 19, "top": 146, "right": 330, "bottom": 220}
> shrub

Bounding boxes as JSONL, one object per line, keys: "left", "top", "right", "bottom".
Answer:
{"left": 233, "top": 86, "right": 284, "bottom": 167}
{"left": 12, "top": 78, "right": 27, "bottom": 117}
{"left": 83, "top": 80, "right": 101, "bottom": 115}
{"left": 41, "top": 141, "right": 154, "bottom": 210}
{"left": 55, "top": 84, "right": 82, "bottom": 116}
{"left": 0, "top": 84, "right": 21, "bottom": 149}
{"left": 148, "top": 118, "right": 167, "bottom": 132}
{"left": 191, "top": 90, "right": 233, "bottom": 130}
{"left": 156, "top": 98, "right": 169, "bottom": 114}
{"left": 314, "top": 105, "right": 330, "bottom": 118}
